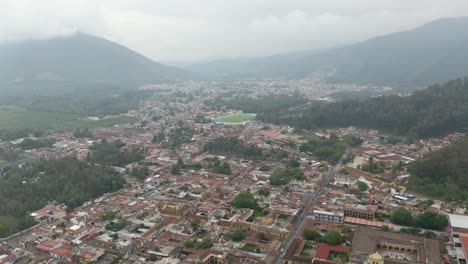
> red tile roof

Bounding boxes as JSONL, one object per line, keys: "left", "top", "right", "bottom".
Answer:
{"left": 315, "top": 243, "right": 349, "bottom": 260}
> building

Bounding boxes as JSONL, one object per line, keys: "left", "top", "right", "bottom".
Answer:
{"left": 368, "top": 252, "right": 384, "bottom": 264}
{"left": 344, "top": 204, "right": 377, "bottom": 221}
{"left": 349, "top": 226, "right": 442, "bottom": 264}
{"left": 313, "top": 209, "right": 344, "bottom": 223}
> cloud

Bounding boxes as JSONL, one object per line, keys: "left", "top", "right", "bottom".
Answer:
{"left": 0, "top": 0, "right": 468, "bottom": 61}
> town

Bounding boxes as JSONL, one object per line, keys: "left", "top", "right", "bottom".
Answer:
{"left": 0, "top": 82, "right": 467, "bottom": 264}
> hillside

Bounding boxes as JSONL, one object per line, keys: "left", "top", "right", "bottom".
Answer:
{"left": 409, "top": 136, "right": 468, "bottom": 201}
{"left": 0, "top": 32, "right": 190, "bottom": 96}
{"left": 257, "top": 77, "right": 468, "bottom": 138}
{"left": 184, "top": 17, "right": 468, "bottom": 88}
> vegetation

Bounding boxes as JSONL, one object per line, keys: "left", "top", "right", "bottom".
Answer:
{"left": 357, "top": 181, "right": 369, "bottom": 192}
{"left": 390, "top": 208, "right": 448, "bottom": 231}
{"left": 262, "top": 77, "right": 468, "bottom": 138}
{"left": 408, "top": 136, "right": 468, "bottom": 201}
{"left": 269, "top": 168, "right": 306, "bottom": 186}
{"left": 216, "top": 94, "right": 307, "bottom": 120}
{"left": 204, "top": 137, "right": 264, "bottom": 159}
{"left": 299, "top": 134, "right": 355, "bottom": 164}
{"left": 170, "top": 158, "right": 202, "bottom": 175}
{"left": 230, "top": 191, "right": 262, "bottom": 212}
{"left": 209, "top": 157, "right": 231, "bottom": 175}
{"left": 194, "top": 114, "right": 211, "bottom": 124}
{"left": 184, "top": 237, "right": 214, "bottom": 249}
{"left": 73, "top": 128, "right": 93, "bottom": 138}
{"left": 19, "top": 138, "right": 56, "bottom": 150}
{"left": 242, "top": 243, "right": 260, "bottom": 253}
{"left": 129, "top": 166, "right": 150, "bottom": 180}
{"left": 0, "top": 157, "right": 125, "bottom": 237}
{"left": 0, "top": 105, "right": 134, "bottom": 140}
{"left": 322, "top": 230, "right": 345, "bottom": 245}
{"left": 214, "top": 113, "right": 255, "bottom": 124}
{"left": 191, "top": 219, "right": 201, "bottom": 232}
{"left": 303, "top": 228, "right": 322, "bottom": 241}
{"left": 0, "top": 148, "right": 19, "bottom": 162}
{"left": 258, "top": 188, "right": 270, "bottom": 196}
{"left": 160, "top": 127, "right": 195, "bottom": 149}
{"left": 105, "top": 219, "right": 128, "bottom": 231}
{"left": 229, "top": 228, "right": 247, "bottom": 242}
{"left": 88, "top": 139, "right": 145, "bottom": 167}
{"left": 391, "top": 209, "right": 414, "bottom": 226}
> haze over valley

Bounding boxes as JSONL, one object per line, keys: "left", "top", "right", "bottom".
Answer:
{"left": 1, "top": 1, "right": 468, "bottom": 264}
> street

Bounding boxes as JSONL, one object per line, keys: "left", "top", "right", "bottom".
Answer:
{"left": 273, "top": 149, "right": 349, "bottom": 264}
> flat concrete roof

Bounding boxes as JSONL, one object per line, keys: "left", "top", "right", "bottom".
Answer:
{"left": 449, "top": 214, "right": 468, "bottom": 229}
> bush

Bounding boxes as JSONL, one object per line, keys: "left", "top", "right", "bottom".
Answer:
{"left": 230, "top": 228, "right": 247, "bottom": 242}
{"left": 303, "top": 228, "right": 322, "bottom": 241}
{"left": 323, "top": 230, "right": 345, "bottom": 245}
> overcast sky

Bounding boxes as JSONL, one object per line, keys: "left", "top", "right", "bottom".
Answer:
{"left": 2, "top": 0, "right": 468, "bottom": 62}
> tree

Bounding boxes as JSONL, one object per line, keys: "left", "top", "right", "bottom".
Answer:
{"left": 148, "top": 254, "right": 157, "bottom": 261}
{"left": 270, "top": 168, "right": 306, "bottom": 186}
{"left": 191, "top": 219, "right": 201, "bottom": 232}
{"left": 0, "top": 157, "right": 125, "bottom": 238}
{"left": 339, "top": 225, "right": 352, "bottom": 234}
{"left": 414, "top": 211, "right": 448, "bottom": 231}
{"left": 198, "top": 237, "right": 214, "bottom": 249}
{"left": 258, "top": 232, "right": 269, "bottom": 241}
{"left": 259, "top": 77, "right": 468, "bottom": 139}
{"left": 357, "top": 181, "right": 369, "bottom": 192}
{"left": 322, "top": 230, "right": 345, "bottom": 245}
{"left": 422, "top": 231, "right": 437, "bottom": 239}
{"left": 409, "top": 136, "right": 468, "bottom": 201}
{"left": 130, "top": 166, "right": 149, "bottom": 180}
{"left": 303, "top": 228, "right": 322, "bottom": 241}
{"left": 288, "top": 159, "right": 301, "bottom": 168}
{"left": 391, "top": 209, "right": 413, "bottom": 226}
{"left": 88, "top": 140, "right": 145, "bottom": 167}
{"left": 73, "top": 128, "right": 93, "bottom": 138}
{"left": 171, "top": 164, "right": 181, "bottom": 175}
{"left": 230, "top": 191, "right": 261, "bottom": 212}
{"left": 258, "top": 188, "right": 270, "bottom": 196}
{"left": 230, "top": 228, "right": 247, "bottom": 242}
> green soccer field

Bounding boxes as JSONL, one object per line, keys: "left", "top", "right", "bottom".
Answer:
{"left": 214, "top": 113, "right": 256, "bottom": 124}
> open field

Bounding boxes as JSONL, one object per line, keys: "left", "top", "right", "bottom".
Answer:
{"left": 214, "top": 113, "right": 256, "bottom": 125}
{"left": 0, "top": 105, "right": 135, "bottom": 132}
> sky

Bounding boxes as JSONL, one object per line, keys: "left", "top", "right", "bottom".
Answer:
{"left": 1, "top": 0, "right": 468, "bottom": 62}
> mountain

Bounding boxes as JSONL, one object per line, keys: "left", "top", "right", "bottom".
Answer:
{"left": 0, "top": 32, "right": 190, "bottom": 95}
{"left": 183, "top": 17, "right": 468, "bottom": 88}
{"left": 257, "top": 77, "right": 468, "bottom": 138}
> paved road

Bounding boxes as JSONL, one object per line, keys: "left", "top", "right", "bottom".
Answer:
{"left": 273, "top": 149, "right": 350, "bottom": 264}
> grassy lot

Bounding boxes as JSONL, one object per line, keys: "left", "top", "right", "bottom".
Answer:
{"left": 0, "top": 160, "right": 7, "bottom": 165}
{"left": 215, "top": 113, "right": 256, "bottom": 124}
{"left": 0, "top": 105, "right": 135, "bottom": 132}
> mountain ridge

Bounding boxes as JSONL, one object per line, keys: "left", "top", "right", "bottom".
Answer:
{"left": 0, "top": 32, "right": 191, "bottom": 94}
{"left": 181, "top": 16, "right": 468, "bottom": 88}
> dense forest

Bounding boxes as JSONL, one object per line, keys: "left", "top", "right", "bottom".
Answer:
{"left": 299, "top": 134, "right": 361, "bottom": 164}
{"left": 217, "top": 94, "right": 307, "bottom": 114}
{"left": 204, "top": 137, "right": 264, "bottom": 159}
{"left": 88, "top": 139, "right": 145, "bottom": 167}
{"left": 256, "top": 77, "right": 468, "bottom": 138}
{"left": 0, "top": 157, "right": 125, "bottom": 237}
{"left": 408, "top": 136, "right": 468, "bottom": 201}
